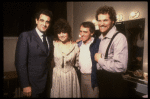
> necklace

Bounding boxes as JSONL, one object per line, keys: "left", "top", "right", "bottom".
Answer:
{"left": 60, "top": 41, "right": 71, "bottom": 56}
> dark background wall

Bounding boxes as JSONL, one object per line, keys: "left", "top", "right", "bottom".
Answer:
{"left": 3, "top": 2, "right": 67, "bottom": 37}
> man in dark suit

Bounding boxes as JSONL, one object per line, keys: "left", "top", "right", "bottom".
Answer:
{"left": 15, "top": 9, "right": 53, "bottom": 98}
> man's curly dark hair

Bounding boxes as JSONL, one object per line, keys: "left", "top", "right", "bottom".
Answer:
{"left": 95, "top": 5, "right": 116, "bottom": 25}
{"left": 53, "top": 18, "right": 72, "bottom": 41}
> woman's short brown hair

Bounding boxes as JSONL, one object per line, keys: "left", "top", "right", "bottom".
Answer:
{"left": 53, "top": 18, "right": 72, "bottom": 41}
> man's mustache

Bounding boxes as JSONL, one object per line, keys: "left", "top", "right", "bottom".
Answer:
{"left": 99, "top": 25, "right": 106, "bottom": 27}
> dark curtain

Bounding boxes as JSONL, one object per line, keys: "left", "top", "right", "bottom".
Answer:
{"left": 3, "top": 2, "right": 67, "bottom": 37}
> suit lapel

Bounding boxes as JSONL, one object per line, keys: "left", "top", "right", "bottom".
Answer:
{"left": 32, "top": 29, "right": 47, "bottom": 54}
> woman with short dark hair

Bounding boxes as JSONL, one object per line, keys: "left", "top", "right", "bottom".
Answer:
{"left": 50, "top": 18, "right": 81, "bottom": 98}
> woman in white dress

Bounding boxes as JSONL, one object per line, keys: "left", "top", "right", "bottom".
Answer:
{"left": 50, "top": 18, "right": 81, "bottom": 98}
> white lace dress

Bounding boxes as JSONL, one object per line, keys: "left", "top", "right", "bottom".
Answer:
{"left": 50, "top": 41, "right": 81, "bottom": 98}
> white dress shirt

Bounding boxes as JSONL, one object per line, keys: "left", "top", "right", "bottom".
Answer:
{"left": 79, "top": 37, "right": 94, "bottom": 74}
{"left": 35, "top": 27, "right": 49, "bottom": 48}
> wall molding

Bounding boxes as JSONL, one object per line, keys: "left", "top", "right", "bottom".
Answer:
{"left": 3, "top": 37, "right": 18, "bottom": 39}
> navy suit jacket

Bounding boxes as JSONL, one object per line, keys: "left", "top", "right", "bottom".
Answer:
{"left": 78, "top": 36, "right": 101, "bottom": 89}
{"left": 15, "top": 29, "right": 53, "bottom": 94}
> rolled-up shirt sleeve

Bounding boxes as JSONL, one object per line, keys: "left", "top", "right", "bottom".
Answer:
{"left": 97, "top": 33, "right": 128, "bottom": 73}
